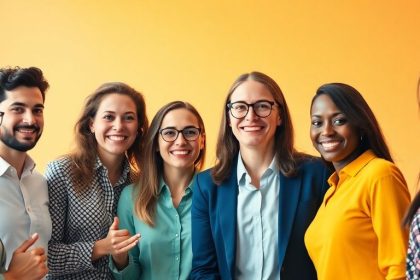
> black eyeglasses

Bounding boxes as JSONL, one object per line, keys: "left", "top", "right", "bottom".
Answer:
{"left": 227, "top": 100, "right": 277, "bottom": 119}
{"left": 159, "top": 127, "right": 201, "bottom": 142}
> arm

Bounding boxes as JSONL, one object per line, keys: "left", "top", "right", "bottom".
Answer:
{"left": 109, "top": 187, "right": 142, "bottom": 279}
{"left": 45, "top": 160, "right": 97, "bottom": 275}
{"left": 191, "top": 174, "right": 220, "bottom": 280}
{"left": 370, "top": 165, "right": 410, "bottom": 280}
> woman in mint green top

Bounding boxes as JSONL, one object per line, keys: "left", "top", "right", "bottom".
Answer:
{"left": 110, "top": 101, "right": 206, "bottom": 280}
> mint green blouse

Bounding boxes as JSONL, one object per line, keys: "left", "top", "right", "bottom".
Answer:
{"left": 110, "top": 178, "right": 193, "bottom": 280}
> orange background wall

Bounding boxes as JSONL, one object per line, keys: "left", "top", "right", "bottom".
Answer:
{"left": 1, "top": 1, "right": 419, "bottom": 194}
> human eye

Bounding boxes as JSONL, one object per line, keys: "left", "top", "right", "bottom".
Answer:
{"left": 11, "top": 106, "right": 25, "bottom": 114}
{"left": 311, "top": 119, "right": 322, "bottom": 127}
{"left": 255, "top": 101, "right": 271, "bottom": 110}
{"left": 123, "top": 114, "right": 136, "bottom": 121}
{"left": 33, "top": 107, "right": 44, "bottom": 115}
{"left": 103, "top": 114, "right": 115, "bottom": 121}
{"left": 232, "top": 102, "right": 248, "bottom": 112}
{"left": 162, "top": 128, "right": 176, "bottom": 137}
{"left": 184, "top": 127, "right": 199, "bottom": 137}
{"left": 333, "top": 117, "right": 347, "bottom": 126}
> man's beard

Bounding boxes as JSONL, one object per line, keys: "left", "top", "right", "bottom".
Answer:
{"left": 0, "top": 125, "right": 42, "bottom": 152}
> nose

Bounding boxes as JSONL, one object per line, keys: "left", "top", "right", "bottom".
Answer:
{"left": 174, "top": 131, "right": 187, "bottom": 145}
{"left": 245, "top": 106, "right": 258, "bottom": 121}
{"left": 112, "top": 118, "right": 123, "bottom": 131}
{"left": 23, "top": 111, "right": 36, "bottom": 124}
{"left": 321, "top": 122, "right": 334, "bottom": 136}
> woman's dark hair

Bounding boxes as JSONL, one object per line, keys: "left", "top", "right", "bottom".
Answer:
{"left": 311, "top": 83, "right": 393, "bottom": 162}
{"left": 212, "top": 71, "right": 303, "bottom": 185}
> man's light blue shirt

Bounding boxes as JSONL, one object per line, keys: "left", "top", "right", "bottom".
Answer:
{"left": 0, "top": 156, "right": 51, "bottom": 269}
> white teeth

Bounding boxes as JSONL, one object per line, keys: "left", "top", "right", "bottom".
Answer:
{"left": 18, "top": 129, "right": 35, "bottom": 133}
{"left": 321, "top": 141, "right": 340, "bottom": 151}
{"left": 108, "top": 135, "right": 125, "bottom": 141}
{"left": 242, "top": 126, "right": 262, "bottom": 132}
{"left": 171, "top": 150, "right": 189, "bottom": 155}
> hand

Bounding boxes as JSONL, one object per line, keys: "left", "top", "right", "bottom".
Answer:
{"left": 92, "top": 217, "right": 140, "bottom": 268}
{"left": 4, "top": 233, "right": 48, "bottom": 280}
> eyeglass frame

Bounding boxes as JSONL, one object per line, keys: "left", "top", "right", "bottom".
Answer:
{"left": 0, "top": 111, "right": 4, "bottom": 126}
{"left": 226, "top": 100, "right": 278, "bottom": 119}
{"left": 159, "top": 126, "right": 202, "bottom": 142}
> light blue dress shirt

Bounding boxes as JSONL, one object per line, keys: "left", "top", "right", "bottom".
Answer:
{"left": 0, "top": 156, "right": 51, "bottom": 269}
{"left": 235, "top": 154, "right": 280, "bottom": 280}
{"left": 110, "top": 177, "right": 193, "bottom": 280}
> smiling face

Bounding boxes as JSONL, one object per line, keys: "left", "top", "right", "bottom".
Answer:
{"left": 89, "top": 93, "right": 139, "bottom": 163}
{"left": 229, "top": 80, "right": 281, "bottom": 151}
{"left": 158, "top": 108, "right": 204, "bottom": 173}
{"left": 0, "top": 86, "right": 44, "bottom": 153}
{"left": 310, "top": 94, "right": 361, "bottom": 172}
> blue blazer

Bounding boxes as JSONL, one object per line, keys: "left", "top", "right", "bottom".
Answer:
{"left": 191, "top": 156, "right": 330, "bottom": 280}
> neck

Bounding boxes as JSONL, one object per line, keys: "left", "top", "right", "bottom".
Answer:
{"left": 0, "top": 144, "right": 28, "bottom": 178}
{"left": 163, "top": 165, "right": 195, "bottom": 208}
{"left": 99, "top": 153, "right": 124, "bottom": 186}
{"left": 239, "top": 146, "right": 275, "bottom": 188}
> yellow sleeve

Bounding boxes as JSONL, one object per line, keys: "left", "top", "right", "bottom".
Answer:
{"left": 370, "top": 165, "right": 410, "bottom": 280}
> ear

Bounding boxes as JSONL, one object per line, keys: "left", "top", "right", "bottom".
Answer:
{"left": 199, "top": 134, "right": 206, "bottom": 150}
{"left": 276, "top": 113, "right": 282, "bottom": 126}
{"left": 89, "top": 119, "right": 95, "bottom": 133}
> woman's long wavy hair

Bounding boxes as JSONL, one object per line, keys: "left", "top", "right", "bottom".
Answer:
{"left": 69, "top": 82, "right": 148, "bottom": 193}
{"left": 134, "top": 101, "right": 206, "bottom": 226}
{"left": 212, "top": 71, "right": 303, "bottom": 185}
{"left": 311, "top": 83, "right": 393, "bottom": 165}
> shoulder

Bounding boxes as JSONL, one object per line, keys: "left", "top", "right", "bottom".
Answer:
{"left": 46, "top": 156, "right": 74, "bottom": 173}
{"left": 296, "top": 154, "right": 330, "bottom": 175}
{"left": 120, "top": 184, "right": 135, "bottom": 201}
{"left": 364, "top": 157, "right": 403, "bottom": 177}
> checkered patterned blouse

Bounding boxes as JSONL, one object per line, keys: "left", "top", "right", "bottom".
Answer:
{"left": 407, "top": 207, "right": 420, "bottom": 280}
{"left": 45, "top": 156, "right": 131, "bottom": 279}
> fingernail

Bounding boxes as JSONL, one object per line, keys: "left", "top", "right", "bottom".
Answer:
{"left": 31, "top": 233, "right": 38, "bottom": 239}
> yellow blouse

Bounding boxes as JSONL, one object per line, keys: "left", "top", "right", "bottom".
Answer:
{"left": 304, "top": 150, "right": 410, "bottom": 280}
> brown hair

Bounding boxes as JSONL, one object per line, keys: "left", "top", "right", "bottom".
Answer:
{"left": 212, "top": 71, "right": 303, "bottom": 185}
{"left": 69, "top": 82, "right": 148, "bottom": 193}
{"left": 134, "top": 101, "right": 206, "bottom": 226}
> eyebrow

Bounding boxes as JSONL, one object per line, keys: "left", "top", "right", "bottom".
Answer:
{"left": 10, "top": 102, "right": 44, "bottom": 108}
{"left": 311, "top": 112, "right": 343, "bottom": 117}
{"left": 161, "top": 125, "right": 197, "bottom": 130}
{"left": 101, "top": 110, "right": 135, "bottom": 114}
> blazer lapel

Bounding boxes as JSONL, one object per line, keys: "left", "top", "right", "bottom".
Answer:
{"left": 217, "top": 168, "right": 238, "bottom": 279}
{"left": 278, "top": 172, "right": 301, "bottom": 267}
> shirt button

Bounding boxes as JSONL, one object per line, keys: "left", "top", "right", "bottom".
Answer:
{"left": 175, "top": 233, "right": 179, "bottom": 237}
{"left": 176, "top": 256, "right": 179, "bottom": 261}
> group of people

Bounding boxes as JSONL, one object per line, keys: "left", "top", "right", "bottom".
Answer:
{"left": 0, "top": 66, "right": 418, "bottom": 280}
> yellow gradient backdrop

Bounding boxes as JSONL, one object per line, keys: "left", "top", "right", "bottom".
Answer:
{"left": 1, "top": 1, "right": 419, "bottom": 194}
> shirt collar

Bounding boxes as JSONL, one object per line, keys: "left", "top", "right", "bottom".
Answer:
{"left": 158, "top": 175, "right": 196, "bottom": 195}
{"left": 94, "top": 156, "right": 131, "bottom": 182}
{"left": 0, "top": 155, "right": 36, "bottom": 176}
{"left": 328, "top": 149, "right": 376, "bottom": 185}
{"left": 236, "top": 152, "right": 277, "bottom": 185}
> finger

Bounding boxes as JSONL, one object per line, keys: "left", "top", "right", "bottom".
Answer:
{"left": 30, "top": 247, "right": 45, "bottom": 256}
{"left": 109, "top": 217, "right": 119, "bottom": 230}
{"left": 114, "top": 237, "right": 140, "bottom": 254}
{"left": 109, "top": 229, "right": 131, "bottom": 237}
{"left": 113, "top": 234, "right": 140, "bottom": 250}
{"left": 14, "top": 233, "right": 39, "bottom": 253}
